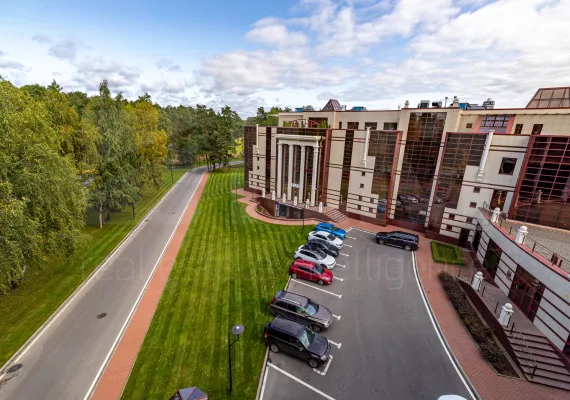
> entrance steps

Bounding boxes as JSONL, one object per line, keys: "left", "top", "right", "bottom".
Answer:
{"left": 325, "top": 208, "right": 348, "bottom": 223}
{"left": 506, "top": 330, "right": 570, "bottom": 391}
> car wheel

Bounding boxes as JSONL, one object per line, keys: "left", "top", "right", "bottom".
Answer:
{"left": 308, "top": 358, "right": 320, "bottom": 368}
{"left": 404, "top": 245, "right": 412, "bottom": 251}
{"left": 317, "top": 279, "right": 324, "bottom": 286}
{"left": 269, "top": 343, "right": 280, "bottom": 353}
{"left": 377, "top": 239, "right": 385, "bottom": 245}
{"left": 311, "top": 324, "right": 322, "bottom": 333}
{"left": 291, "top": 273, "right": 298, "bottom": 279}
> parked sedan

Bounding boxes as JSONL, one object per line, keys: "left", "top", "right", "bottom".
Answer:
{"left": 270, "top": 290, "right": 333, "bottom": 332}
{"left": 294, "top": 245, "right": 336, "bottom": 269}
{"left": 315, "top": 222, "right": 347, "bottom": 240}
{"left": 308, "top": 231, "right": 343, "bottom": 249}
{"left": 375, "top": 231, "right": 419, "bottom": 251}
{"left": 305, "top": 240, "right": 339, "bottom": 257}
{"left": 289, "top": 259, "right": 333, "bottom": 285}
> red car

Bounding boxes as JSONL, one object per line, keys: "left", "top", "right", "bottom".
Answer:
{"left": 289, "top": 260, "right": 333, "bottom": 285}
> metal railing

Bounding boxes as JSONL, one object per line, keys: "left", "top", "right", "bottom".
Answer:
{"left": 510, "top": 329, "right": 538, "bottom": 379}
{"left": 481, "top": 202, "right": 569, "bottom": 273}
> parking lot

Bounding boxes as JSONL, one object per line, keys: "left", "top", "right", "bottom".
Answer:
{"left": 259, "top": 228, "right": 474, "bottom": 400}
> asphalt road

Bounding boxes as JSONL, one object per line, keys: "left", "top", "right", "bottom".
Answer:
{"left": 0, "top": 166, "right": 207, "bottom": 400}
{"left": 261, "top": 228, "right": 473, "bottom": 400}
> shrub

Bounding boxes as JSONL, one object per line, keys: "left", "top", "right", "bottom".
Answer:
{"left": 431, "top": 241, "right": 465, "bottom": 266}
{"left": 437, "top": 273, "right": 518, "bottom": 377}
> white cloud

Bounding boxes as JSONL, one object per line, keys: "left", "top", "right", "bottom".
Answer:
{"left": 246, "top": 18, "right": 308, "bottom": 47}
{"left": 0, "top": 59, "right": 29, "bottom": 71}
{"left": 0, "top": 50, "right": 5, "bottom": 56}
{"left": 48, "top": 38, "right": 79, "bottom": 61}
{"left": 32, "top": 34, "right": 50, "bottom": 44}
{"left": 156, "top": 58, "right": 182, "bottom": 72}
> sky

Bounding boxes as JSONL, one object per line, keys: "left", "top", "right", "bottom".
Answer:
{"left": 1, "top": 0, "right": 570, "bottom": 116}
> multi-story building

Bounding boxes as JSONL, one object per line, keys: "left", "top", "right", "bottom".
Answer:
{"left": 243, "top": 87, "right": 570, "bottom": 366}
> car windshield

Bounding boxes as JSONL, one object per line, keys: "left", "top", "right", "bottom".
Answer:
{"left": 313, "top": 264, "right": 325, "bottom": 274}
{"left": 305, "top": 300, "right": 318, "bottom": 316}
{"left": 326, "top": 233, "right": 336, "bottom": 241}
{"left": 314, "top": 249, "right": 326, "bottom": 259}
{"left": 299, "top": 327, "right": 315, "bottom": 348}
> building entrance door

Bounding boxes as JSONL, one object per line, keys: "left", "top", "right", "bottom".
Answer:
{"left": 458, "top": 228, "right": 470, "bottom": 248}
{"left": 472, "top": 225, "right": 482, "bottom": 252}
{"left": 508, "top": 267, "right": 544, "bottom": 322}
{"left": 483, "top": 238, "right": 502, "bottom": 279}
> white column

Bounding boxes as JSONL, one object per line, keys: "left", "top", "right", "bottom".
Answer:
{"left": 362, "top": 127, "right": 371, "bottom": 166}
{"left": 515, "top": 226, "right": 528, "bottom": 244}
{"left": 477, "top": 129, "right": 494, "bottom": 181}
{"left": 311, "top": 145, "right": 319, "bottom": 206}
{"left": 498, "top": 303, "right": 514, "bottom": 327}
{"left": 471, "top": 271, "right": 484, "bottom": 291}
{"left": 276, "top": 142, "right": 283, "bottom": 198}
{"left": 299, "top": 145, "right": 306, "bottom": 202}
{"left": 255, "top": 124, "right": 260, "bottom": 154}
{"left": 287, "top": 144, "right": 294, "bottom": 201}
{"left": 491, "top": 207, "right": 501, "bottom": 223}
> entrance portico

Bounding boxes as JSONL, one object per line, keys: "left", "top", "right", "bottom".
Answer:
{"left": 275, "top": 134, "right": 321, "bottom": 206}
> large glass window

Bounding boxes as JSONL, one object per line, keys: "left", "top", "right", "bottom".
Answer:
{"left": 368, "top": 131, "right": 398, "bottom": 219}
{"left": 479, "top": 115, "right": 512, "bottom": 133}
{"left": 394, "top": 112, "right": 446, "bottom": 227}
{"left": 339, "top": 131, "right": 354, "bottom": 211}
{"left": 512, "top": 136, "right": 570, "bottom": 230}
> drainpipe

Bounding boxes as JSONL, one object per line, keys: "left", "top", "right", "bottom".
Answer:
{"left": 362, "top": 127, "right": 371, "bottom": 166}
{"left": 477, "top": 129, "right": 494, "bottom": 182}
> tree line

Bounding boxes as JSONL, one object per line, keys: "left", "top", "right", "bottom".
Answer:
{"left": 0, "top": 78, "right": 243, "bottom": 292}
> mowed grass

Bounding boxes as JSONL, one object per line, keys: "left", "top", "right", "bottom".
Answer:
{"left": 0, "top": 167, "right": 189, "bottom": 367}
{"left": 122, "top": 167, "right": 312, "bottom": 400}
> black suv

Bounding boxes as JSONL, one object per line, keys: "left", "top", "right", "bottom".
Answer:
{"left": 375, "top": 231, "right": 419, "bottom": 251}
{"left": 305, "top": 240, "right": 339, "bottom": 257}
{"left": 264, "top": 317, "right": 331, "bottom": 368}
{"left": 270, "top": 290, "right": 333, "bottom": 332}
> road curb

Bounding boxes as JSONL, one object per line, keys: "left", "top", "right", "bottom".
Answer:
{"left": 0, "top": 168, "right": 196, "bottom": 376}
{"left": 412, "top": 252, "right": 482, "bottom": 400}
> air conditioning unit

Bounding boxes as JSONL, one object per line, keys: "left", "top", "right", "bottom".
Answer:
{"left": 431, "top": 101, "right": 442, "bottom": 108}
{"left": 418, "top": 100, "right": 430, "bottom": 108}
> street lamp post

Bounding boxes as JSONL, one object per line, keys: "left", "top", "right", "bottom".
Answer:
{"left": 228, "top": 324, "right": 244, "bottom": 391}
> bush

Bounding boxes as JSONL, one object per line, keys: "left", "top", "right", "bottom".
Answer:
{"left": 437, "top": 272, "right": 518, "bottom": 377}
{"left": 431, "top": 241, "right": 465, "bottom": 266}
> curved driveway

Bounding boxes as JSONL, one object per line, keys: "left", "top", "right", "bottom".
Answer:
{"left": 0, "top": 166, "right": 207, "bottom": 400}
{"left": 261, "top": 228, "right": 474, "bottom": 400}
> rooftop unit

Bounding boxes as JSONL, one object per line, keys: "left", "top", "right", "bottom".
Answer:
{"left": 418, "top": 100, "right": 430, "bottom": 108}
{"left": 351, "top": 106, "right": 367, "bottom": 111}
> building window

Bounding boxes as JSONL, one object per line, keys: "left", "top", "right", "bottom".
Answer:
{"left": 257, "top": 166, "right": 259, "bottom": 170}
{"left": 364, "top": 122, "right": 377, "bottom": 130}
{"left": 347, "top": 122, "right": 359, "bottom": 130}
{"left": 466, "top": 123, "right": 473, "bottom": 129}
{"left": 449, "top": 214, "right": 455, "bottom": 220}
{"left": 361, "top": 171, "right": 366, "bottom": 176}
{"left": 531, "top": 124, "right": 543, "bottom": 135}
{"left": 338, "top": 121, "right": 342, "bottom": 129}
{"left": 257, "top": 157, "right": 259, "bottom": 161}
{"left": 479, "top": 114, "right": 512, "bottom": 133}
{"left": 446, "top": 225, "right": 453, "bottom": 231}
{"left": 470, "top": 202, "right": 477, "bottom": 208}
{"left": 499, "top": 157, "right": 517, "bottom": 175}
{"left": 357, "top": 205, "right": 361, "bottom": 210}
{"left": 469, "top": 217, "right": 476, "bottom": 224}
{"left": 514, "top": 124, "right": 523, "bottom": 134}
{"left": 360, "top": 183, "right": 364, "bottom": 188}
{"left": 358, "top": 196, "right": 362, "bottom": 201}
{"left": 473, "top": 187, "right": 481, "bottom": 193}
{"left": 383, "top": 122, "right": 398, "bottom": 130}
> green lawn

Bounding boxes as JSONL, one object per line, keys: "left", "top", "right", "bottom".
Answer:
{"left": 0, "top": 167, "right": 189, "bottom": 367}
{"left": 122, "top": 168, "right": 311, "bottom": 400}
{"left": 431, "top": 241, "right": 465, "bottom": 266}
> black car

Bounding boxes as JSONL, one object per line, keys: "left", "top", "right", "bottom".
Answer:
{"left": 375, "top": 231, "right": 419, "bottom": 251}
{"left": 270, "top": 290, "right": 333, "bottom": 332}
{"left": 305, "top": 240, "right": 340, "bottom": 257}
{"left": 264, "top": 317, "right": 331, "bottom": 368}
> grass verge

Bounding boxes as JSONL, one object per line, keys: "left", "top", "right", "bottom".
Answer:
{"left": 438, "top": 272, "right": 518, "bottom": 377}
{"left": 431, "top": 241, "right": 465, "bottom": 266}
{"left": 0, "top": 167, "right": 189, "bottom": 368}
{"left": 122, "top": 167, "right": 312, "bottom": 400}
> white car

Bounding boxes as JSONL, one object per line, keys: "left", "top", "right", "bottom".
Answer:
{"left": 294, "top": 245, "right": 337, "bottom": 269}
{"left": 308, "top": 231, "right": 343, "bottom": 249}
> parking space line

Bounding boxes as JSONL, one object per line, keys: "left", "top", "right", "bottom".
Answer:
{"left": 342, "top": 244, "right": 352, "bottom": 248}
{"left": 333, "top": 277, "right": 343, "bottom": 282}
{"left": 328, "top": 340, "right": 342, "bottom": 349}
{"left": 291, "top": 279, "right": 342, "bottom": 298}
{"left": 259, "top": 365, "right": 269, "bottom": 400}
{"left": 332, "top": 314, "right": 341, "bottom": 320}
{"left": 336, "top": 263, "right": 346, "bottom": 268}
{"left": 349, "top": 227, "right": 375, "bottom": 235}
{"left": 267, "top": 362, "right": 336, "bottom": 399}
{"left": 313, "top": 354, "right": 334, "bottom": 376}
{"left": 339, "top": 253, "right": 349, "bottom": 256}
{"left": 346, "top": 236, "right": 356, "bottom": 240}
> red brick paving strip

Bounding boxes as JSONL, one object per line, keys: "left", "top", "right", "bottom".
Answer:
{"left": 91, "top": 172, "right": 210, "bottom": 400}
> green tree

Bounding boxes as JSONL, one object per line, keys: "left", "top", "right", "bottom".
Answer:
{"left": 0, "top": 81, "right": 87, "bottom": 289}
{"left": 248, "top": 106, "right": 292, "bottom": 126}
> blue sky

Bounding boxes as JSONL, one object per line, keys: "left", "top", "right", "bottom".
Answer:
{"left": 1, "top": 0, "right": 570, "bottom": 116}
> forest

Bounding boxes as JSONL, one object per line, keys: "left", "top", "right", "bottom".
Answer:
{"left": 0, "top": 78, "right": 243, "bottom": 291}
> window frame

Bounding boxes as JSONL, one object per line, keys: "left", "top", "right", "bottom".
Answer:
{"left": 499, "top": 157, "right": 517, "bottom": 175}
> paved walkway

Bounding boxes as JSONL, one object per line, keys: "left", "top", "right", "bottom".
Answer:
{"left": 91, "top": 173, "right": 210, "bottom": 400}
{"left": 240, "top": 204, "right": 568, "bottom": 400}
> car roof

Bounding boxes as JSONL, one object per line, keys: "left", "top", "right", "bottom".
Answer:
{"left": 276, "top": 290, "right": 309, "bottom": 305}
{"left": 269, "top": 317, "right": 304, "bottom": 336}
{"left": 317, "top": 222, "right": 333, "bottom": 228}
{"left": 293, "top": 259, "right": 315, "bottom": 267}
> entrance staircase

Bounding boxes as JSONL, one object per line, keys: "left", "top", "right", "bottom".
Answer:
{"left": 506, "top": 330, "right": 570, "bottom": 391}
{"left": 325, "top": 208, "right": 348, "bottom": 223}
